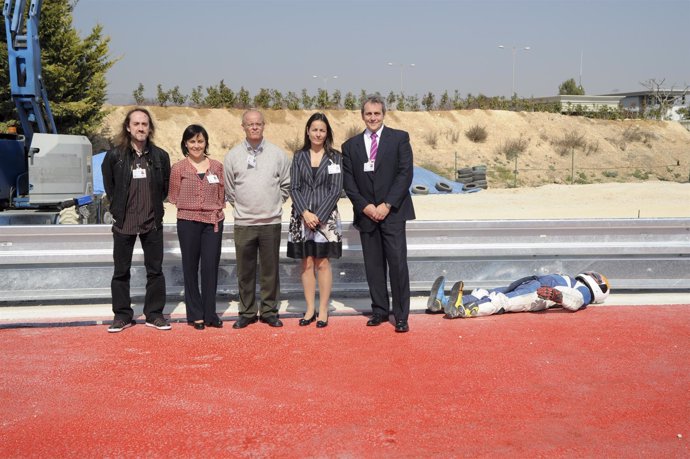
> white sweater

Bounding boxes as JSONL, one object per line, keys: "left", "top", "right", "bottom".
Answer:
{"left": 223, "top": 139, "right": 291, "bottom": 226}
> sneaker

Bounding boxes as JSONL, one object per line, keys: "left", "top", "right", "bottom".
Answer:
{"left": 462, "top": 302, "right": 479, "bottom": 317}
{"left": 107, "top": 319, "right": 134, "bottom": 333}
{"left": 425, "top": 276, "right": 446, "bottom": 314}
{"left": 443, "top": 281, "right": 465, "bottom": 318}
{"left": 145, "top": 317, "right": 172, "bottom": 330}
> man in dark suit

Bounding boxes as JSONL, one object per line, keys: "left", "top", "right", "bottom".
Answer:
{"left": 342, "top": 94, "right": 415, "bottom": 333}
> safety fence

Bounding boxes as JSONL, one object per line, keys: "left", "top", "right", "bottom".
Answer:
{"left": 0, "top": 218, "right": 688, "bottom": 302}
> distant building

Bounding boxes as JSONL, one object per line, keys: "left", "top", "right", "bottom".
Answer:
{"left": 600, "top": 90, "right": 689, "bottom": 121}
{"left": 531, "top": 95, "right": 623, "bottom": 113}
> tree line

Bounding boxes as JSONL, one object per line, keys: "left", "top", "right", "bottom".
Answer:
{"left": 1, "top": 1, "right": 686, "bottom": 143}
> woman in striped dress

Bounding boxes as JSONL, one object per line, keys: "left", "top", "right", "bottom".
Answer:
{"left": 287, "top": 113, "right": 343, "bottom": 328}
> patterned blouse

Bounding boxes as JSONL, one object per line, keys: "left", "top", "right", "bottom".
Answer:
{"left": 168, "top": 157, "right": 225, "bottom": 231}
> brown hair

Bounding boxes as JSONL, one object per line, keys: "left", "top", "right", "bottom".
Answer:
{"left": 114, "top": 107, "right": 156, "bottom": 148}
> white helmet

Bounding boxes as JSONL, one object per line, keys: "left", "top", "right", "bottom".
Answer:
{"left": 576, "top": 271, "right": 610, "bottom": 303}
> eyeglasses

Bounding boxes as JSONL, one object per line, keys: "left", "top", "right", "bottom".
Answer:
{"left": 243, "top": 123, "right": 264, "bottom": 128}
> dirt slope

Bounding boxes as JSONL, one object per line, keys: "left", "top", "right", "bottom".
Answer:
{"left": 100, "top": 106, "right": 690, "bottom": 188}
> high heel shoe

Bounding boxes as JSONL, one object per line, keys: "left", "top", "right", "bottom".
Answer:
{"left": 316, "top": 317, "right": 328, "bottom": 328}
{"left": 299, "top": 313, "right": 316, "bottom": 326}
{"left": 205, "top": 319, "right": 223, "bottom": 328}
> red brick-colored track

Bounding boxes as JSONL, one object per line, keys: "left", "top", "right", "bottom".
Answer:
{"left": 1, "top": 306, "right": 688, "bottom": 457}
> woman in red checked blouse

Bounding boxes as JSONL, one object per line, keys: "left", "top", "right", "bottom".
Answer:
{"left": 168, "top": 125, "right": 225, "bottom": 330}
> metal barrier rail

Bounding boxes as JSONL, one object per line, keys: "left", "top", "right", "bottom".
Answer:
{"left": 1, "top": 218, "right": 689, "bottom": 302}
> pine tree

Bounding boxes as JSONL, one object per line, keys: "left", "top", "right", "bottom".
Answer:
{"left": 34, "top": 0, "right": 113, "bottom": 136}
{"left": 132, "top": 83, "right": 145, "bottom": 105}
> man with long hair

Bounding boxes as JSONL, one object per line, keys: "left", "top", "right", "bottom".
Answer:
{"left": 101, "top": 108, "right": 171, "bottom": 333}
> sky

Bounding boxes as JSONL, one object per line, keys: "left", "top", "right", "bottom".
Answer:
{"left": 71, "top": 0, "right": 690, "bottom": 105}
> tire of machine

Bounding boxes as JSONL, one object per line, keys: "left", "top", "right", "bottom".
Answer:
{"left": 463, "top": 183, "right": 478, "bottom": 191}
{"left": 472, "top": 165, "right": 487, "bottom": 172}
{"left": 472, "top": 172, "right": 487, "bottom": 181}
{"left": 457, "top": 167, "right": 473, "bottom": 176}
{"left": 435, "top": 182, "right": 452, "bottom": 192}
{"left": 457, "top": 173, "right": 473, "bottom": 182}
{"left": 412, "top": 184, "right": 429, "bottom": 195}
{"left": 473, "top": 179, "right": 488, "bottom": 189}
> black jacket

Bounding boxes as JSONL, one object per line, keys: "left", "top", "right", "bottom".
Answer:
{"left": 341, "top": 126, "right": 415, "bottom": 232}
{"left": 101, "top": 143, "right": 171, "bottom": 230}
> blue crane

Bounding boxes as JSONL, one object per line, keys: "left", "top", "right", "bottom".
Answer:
{"left": 1, "top": 0, "right": 95, "bottom": 223}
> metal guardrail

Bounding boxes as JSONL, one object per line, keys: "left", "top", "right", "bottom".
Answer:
{"left": 0, "top": 218, "right": 689, "bottom": 302}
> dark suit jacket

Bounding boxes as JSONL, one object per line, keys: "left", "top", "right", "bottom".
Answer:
{"left": 341, "top": 126, "right": 415, "bottom": 232}
{"left": 290, "top": 148, "right": 343, "bottom": 223}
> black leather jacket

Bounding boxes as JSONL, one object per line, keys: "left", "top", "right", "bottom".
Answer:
{"left": 101, "top": 143, "right": 171, "bottom": 230}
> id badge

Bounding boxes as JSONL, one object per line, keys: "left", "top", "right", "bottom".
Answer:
{"left": 363, "top": 161, "right": 375, "bottom": 172}
{"left": 328, "top": 163, "right": 341, "bottom": 174}
{"left": 207, "top": 174, "right": 220, "bottom": 184}
{"left": 247, "top": 154, "right": 257, "bottom": 168}
{"left": 132, "top": 166, "right": 147, "bottom": 179}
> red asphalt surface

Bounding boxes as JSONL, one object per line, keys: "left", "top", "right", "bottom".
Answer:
{"left": 1, "top": 305, "right": 689, "bottom": 458}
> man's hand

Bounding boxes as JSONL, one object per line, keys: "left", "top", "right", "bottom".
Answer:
{"left": 374, "top": 203, "right": 391, "bottom": 220}
{"left": 363, "top": 203, "right": 389, "bottom": 222}
{"left": 537, "top": 286, "right": 563, "bottom": 304}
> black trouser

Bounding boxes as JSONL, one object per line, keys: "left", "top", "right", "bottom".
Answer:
{"left": 359, "top": 220, "right": 411, "bottom": 323}
{"left": 177, "top": 219, "right": 224, "bottom": 323}
{"left": 233, "top": 223, "right": 281, "bottom": 319}
{"left": 111, "top": 227, "right": 166, "bottom": 321}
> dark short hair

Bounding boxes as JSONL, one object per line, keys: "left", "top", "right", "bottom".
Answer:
{"left": 180, "top": 124, "right": 209, "bottom": 157}
{"left": 360, "top": 94, "right": 386, "bottom": 116}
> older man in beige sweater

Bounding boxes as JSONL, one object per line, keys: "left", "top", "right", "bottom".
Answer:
{"left": 224, "top": 109, "right": 291, "bottom": 329}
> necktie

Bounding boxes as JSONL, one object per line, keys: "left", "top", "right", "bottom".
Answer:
{"left": 370, "top": 132, "right": 378, "bottom": 162}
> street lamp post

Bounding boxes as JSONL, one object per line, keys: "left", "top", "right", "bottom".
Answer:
{"left": 387, "top": 62, "right": 415, "bottom": 93}
{"left": 498, "top": 45, "right": 530, "bottom": 97}
{"left": 312, "top": 75, "right": 338, "bottom": 90}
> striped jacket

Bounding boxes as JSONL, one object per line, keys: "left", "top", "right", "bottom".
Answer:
{"left": 290, "top": 148, "right": 343, "bottom": 222}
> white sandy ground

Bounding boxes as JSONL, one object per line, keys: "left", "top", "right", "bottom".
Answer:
{"left": 2, "top": 181, "right": 688, "bottom": 325}
{"left": 164, "top": 181, "right": 690, "bottom": 223}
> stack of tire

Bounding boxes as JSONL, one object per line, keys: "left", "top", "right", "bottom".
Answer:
{"left": 457, "top": 165, "right": 488, "bottom": 191}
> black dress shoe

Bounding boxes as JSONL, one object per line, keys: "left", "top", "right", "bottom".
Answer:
{"left": 395, "top": 321, "right": 409, "bottom": 333}
{"left": 233, "top": 315, "right": 258, "bottom": 329}
{"left": 299, "top": 314, "right": 316, "bottom": 326}
{"left": 366, "top": 314, "right": 388, "bottom": 326}
{"left": 193, "top": 322, "right": 205, "bottom": 330}
{"left": 260, "top": 316, "right": 284, "bottom": 327}
{"left": 205, "top": 319, "right": 223, "bottom": 328}
{"left": 316, "top": 317, "right": 328, "bottom": 328}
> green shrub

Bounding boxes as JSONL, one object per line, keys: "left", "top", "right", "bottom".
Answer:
{"left": 574, "top": 171, "right": 590, "bottom": 184}
{"left": 489, "top": 166, "right": 518, "bottom": 187}
{"left": 632, "top": 169, "right": 650, "bottom": 180}
{"left": 553, "top": 131, "right": 586, "bottom": 156}
{"left": 445, "top": 129, "right": 460, "bottom": 143}
{"left": 497, "top": 137, "right": 528, "bottom": 161}
{"left": 465, "top": 124, "right": 488, "bottom": 143}
{"left": 424, "top": 131, "right": 439, "bottom": 149}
